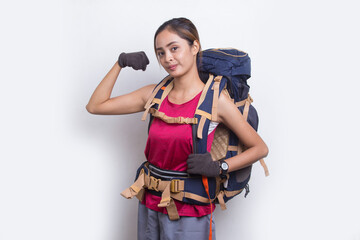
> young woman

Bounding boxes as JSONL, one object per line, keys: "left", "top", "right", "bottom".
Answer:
{"left": 87, "top": 17, "right": 268, "bottom": 240}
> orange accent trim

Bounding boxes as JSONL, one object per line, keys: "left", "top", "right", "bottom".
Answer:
{"left": 161, "top": 86, "right": 166, "bottom": 90}
{"left": 202, "top": 176, "right": 212, "bottom": 240}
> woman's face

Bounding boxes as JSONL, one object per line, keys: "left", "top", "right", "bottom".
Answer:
{"left": 155, "top": 29, "right": 199, "bottom": 78}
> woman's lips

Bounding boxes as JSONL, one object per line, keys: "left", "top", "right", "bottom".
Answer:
{"left": 168, "top": 65, "right": 177, "bottom": 71}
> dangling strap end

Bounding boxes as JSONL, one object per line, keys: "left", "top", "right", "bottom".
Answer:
{"left": 141, "top": 102, "right": 155, "bottom": 121}
{"left": 259, "top": 158, "right": 270, "bottom": 176}
{"left": 217, "top": 191, "right": 227, "bottom": 210}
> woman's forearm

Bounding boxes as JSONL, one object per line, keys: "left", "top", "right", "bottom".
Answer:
{"left": 226, "top": 144, "right": 269, "bottom": 173}
{"left": 86, "top": 62, "right": 121, "bottom": 113}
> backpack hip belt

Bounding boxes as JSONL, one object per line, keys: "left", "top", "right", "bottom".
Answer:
{"left": 121, "top": 161, "right": 221, "bottom": 220}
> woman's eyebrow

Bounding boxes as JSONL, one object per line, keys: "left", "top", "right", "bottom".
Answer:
{"left": 156, "top": 41, "right": 178, "bottom": 51}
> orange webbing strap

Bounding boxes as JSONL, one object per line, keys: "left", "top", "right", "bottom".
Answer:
{"left": 211, "top": 76, "right": 222, "bottom": 122}
{"left": 202, "top": 176, "right": 213, "bottom": 240}
{"left": 148, "top": 108, "right": 198, "bottom": 124}
{"left": 260, "top": 158, "right": 270, "bottom": 176}
{"left": 141, "top": 76, "right": 172, "bottom": 121}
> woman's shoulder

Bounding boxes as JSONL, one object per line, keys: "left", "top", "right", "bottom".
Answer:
{"left": 141, "top": 83, "right": 157, "bottom": 102}
{"left": 216, "top": 91, "right": 239, "bottom": 124}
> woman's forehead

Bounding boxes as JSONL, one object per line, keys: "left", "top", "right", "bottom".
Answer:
{"left": 155, "top": 29, "right": 186, "bottom": 48}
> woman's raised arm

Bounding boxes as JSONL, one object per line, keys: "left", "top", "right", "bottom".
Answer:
{"left": 86, "top": 52, "right": 156, "bottom": 115}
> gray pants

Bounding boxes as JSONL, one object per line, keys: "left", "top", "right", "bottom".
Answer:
{"left": 137, "top": 203, "right": 216, "bottom": 240}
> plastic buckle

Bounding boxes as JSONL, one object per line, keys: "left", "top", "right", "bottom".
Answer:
{"left": 176, "top": 116, "right": 184, "bottom": 123}
{"left": 170, "top": 179, "right": 181, "bottom": 193}
{"left": 149, "top": 176, "right": 160, "bottom": 191}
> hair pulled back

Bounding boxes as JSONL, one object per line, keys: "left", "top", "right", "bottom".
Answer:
{"left": 154, "top": 17, "right": 205, "bottom": 80}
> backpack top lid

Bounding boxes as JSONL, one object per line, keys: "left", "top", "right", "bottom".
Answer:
{"left": 199, "top": 48, "right": 251, "bottom": 81}
{"left": 198, "top": 48, "right": 251, "bottom": 102}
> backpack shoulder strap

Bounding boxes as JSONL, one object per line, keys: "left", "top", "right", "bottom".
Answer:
{"left": 193, "top": 74, "right": 228, "bottom": 153}
{"left": 142, "top": 75, "right": 198, "bottom": 125}
{"left": 141, "top": 75, "right": 173, "bottom": 121}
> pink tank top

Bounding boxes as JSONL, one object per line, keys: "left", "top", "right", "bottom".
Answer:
{"left": 143, "top": 91, "right": 216, "bottom": 217}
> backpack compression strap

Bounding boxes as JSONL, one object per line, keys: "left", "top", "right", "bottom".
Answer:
{"left": 194, "top": 74, "right": 222, "bottom": 139}
{"left": 231, "top": 94, "right": 269, "bottom": 176}
{"left": 141, "top": 75, "right": 172, "bottom": 121}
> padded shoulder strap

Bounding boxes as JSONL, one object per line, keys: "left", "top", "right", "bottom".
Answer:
{"left": 141, "top": 75, "right": 173, "bottom": 121}
{"left": 193, "top": 74, "right": 227, "bottom": 153}
{"left": 142, "top": 75, "right": 199, "bottom": 125}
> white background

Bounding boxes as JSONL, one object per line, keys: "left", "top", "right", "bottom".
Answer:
{"left": 1, "top": 0, "right": 359, "bottom": 239}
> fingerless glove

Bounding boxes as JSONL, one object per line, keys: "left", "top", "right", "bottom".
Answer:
{"left": 187, "top": 152, "right": 220, "bottom": 177}
{"left": 118, "top": 51, "right": 149, "bottom": 71}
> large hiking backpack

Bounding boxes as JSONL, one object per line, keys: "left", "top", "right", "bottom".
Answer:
{"left": 121, "top": 48, "right": 268, "bottom": 220}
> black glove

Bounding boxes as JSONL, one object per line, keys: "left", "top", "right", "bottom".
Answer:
{"left": 118, "top": 51, "right": 149, "bottom": 71}
{"left": 187, "top": 152, "right": 220, "bottom": 177}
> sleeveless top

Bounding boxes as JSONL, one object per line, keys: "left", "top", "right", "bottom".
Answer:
{"left": 143, "top": 90, "right": 217, "bottom": 217}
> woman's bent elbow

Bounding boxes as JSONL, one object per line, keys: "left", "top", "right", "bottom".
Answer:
{"left": 261, "top": 144, "right": 269, "bottom": 159}
{"left": 86, "top": 104, "right": 97, "bottom": 114}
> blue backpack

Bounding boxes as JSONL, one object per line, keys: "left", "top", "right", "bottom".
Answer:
{"left": 121, "top": 48, "right": 268, "bottom": 220}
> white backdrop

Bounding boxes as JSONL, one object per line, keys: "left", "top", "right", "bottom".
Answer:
{"left": 1, "top": 0, "right": 360, "bottom": 239}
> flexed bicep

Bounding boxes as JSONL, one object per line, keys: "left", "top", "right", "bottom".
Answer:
{"left": 88, "top": 83, "right": 156, "bottom": 115}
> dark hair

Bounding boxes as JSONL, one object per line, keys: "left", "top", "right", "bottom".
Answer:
{"left": 154, "top": 17, "right": 205, "bottom": 80}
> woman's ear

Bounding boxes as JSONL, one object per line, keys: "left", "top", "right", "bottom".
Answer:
{"left": 192, "top": 40, "right": 200, "bottom": 55}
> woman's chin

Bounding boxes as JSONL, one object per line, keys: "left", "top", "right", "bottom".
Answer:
{"left": 167, "top": 71, "right": 181, "bottom": 78}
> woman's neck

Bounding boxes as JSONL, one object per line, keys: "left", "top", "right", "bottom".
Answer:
{"left": 172, "top": 65, "right": 204, "bottom": 95}
{"left": 168, "top": 67, "right": 205, "bottom": 104}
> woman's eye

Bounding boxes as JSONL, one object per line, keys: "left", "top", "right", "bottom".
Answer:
{"left": 157, "top": 52, "right": 164, "bottom": 57}
{"left": 171, "top": 47, "right": 178, "bottom": 51}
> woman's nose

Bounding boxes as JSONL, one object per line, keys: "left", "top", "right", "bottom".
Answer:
{"left": 165, "top": 52, "right": 173, "bottom": 62}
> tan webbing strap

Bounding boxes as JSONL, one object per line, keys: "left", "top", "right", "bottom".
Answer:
{"left": 235, "top": 94, "right": 253, "bottom": 113}
{"left": 149, "top": 108, "right": 198, "bottom": 124}
{"left": 235, "top": 99, "right": 246, "bottom": 107}
{"left": 166, "top": 199, "right": 180, "bottom": 220}
{"left": 243, "top": 100, "right": 250, "bottom": 120}
{"left": 194, "top": 74, "right": 216, "bottom": 139}
{"left": 141, "top": 76, "right": 172, "bottom": 121}
{"left": 217, "top": 191, "right": 227, "bottom": 210}
{"left": 158, "top": 80, "right": 174, "bottom": 110}
{"left": 227, "top": 145, "right": 238, "bottom": 151}
{"left": 153, "top": 98, "right": 161, "bottom": 104}
{"left": 120, "top": 169, "right": 145, "bottom": 200}
{"left": 184, "top": 192, "right": 213, "bottom": 203}
{"left": 196, "top": 74, "right": 214, "bottom": 109}
{"left": 236, "top": 94, "right": 253, "bottom": 121}
{"left": 260, "top": 158, "right": 270, "bottom": 176}
{"left": 197, "top": 116, "right": 206, "bottom": 139}
{"left": 141, "top": 102, "right": 155, "bottom": 121}
{"left": 157, "top": 182, "right": 172, "bottom": 207}
{"left": 195, "top": 109, "right": 212, "bottom": 120}
{"left": 211, "top": 76, "right": 222, "bottom": 122}
{"left": 224, "top": 189, "right": 243, "bottom": 198}
{"left": 157, "top": 182, "right": 180, "bottom": 220}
